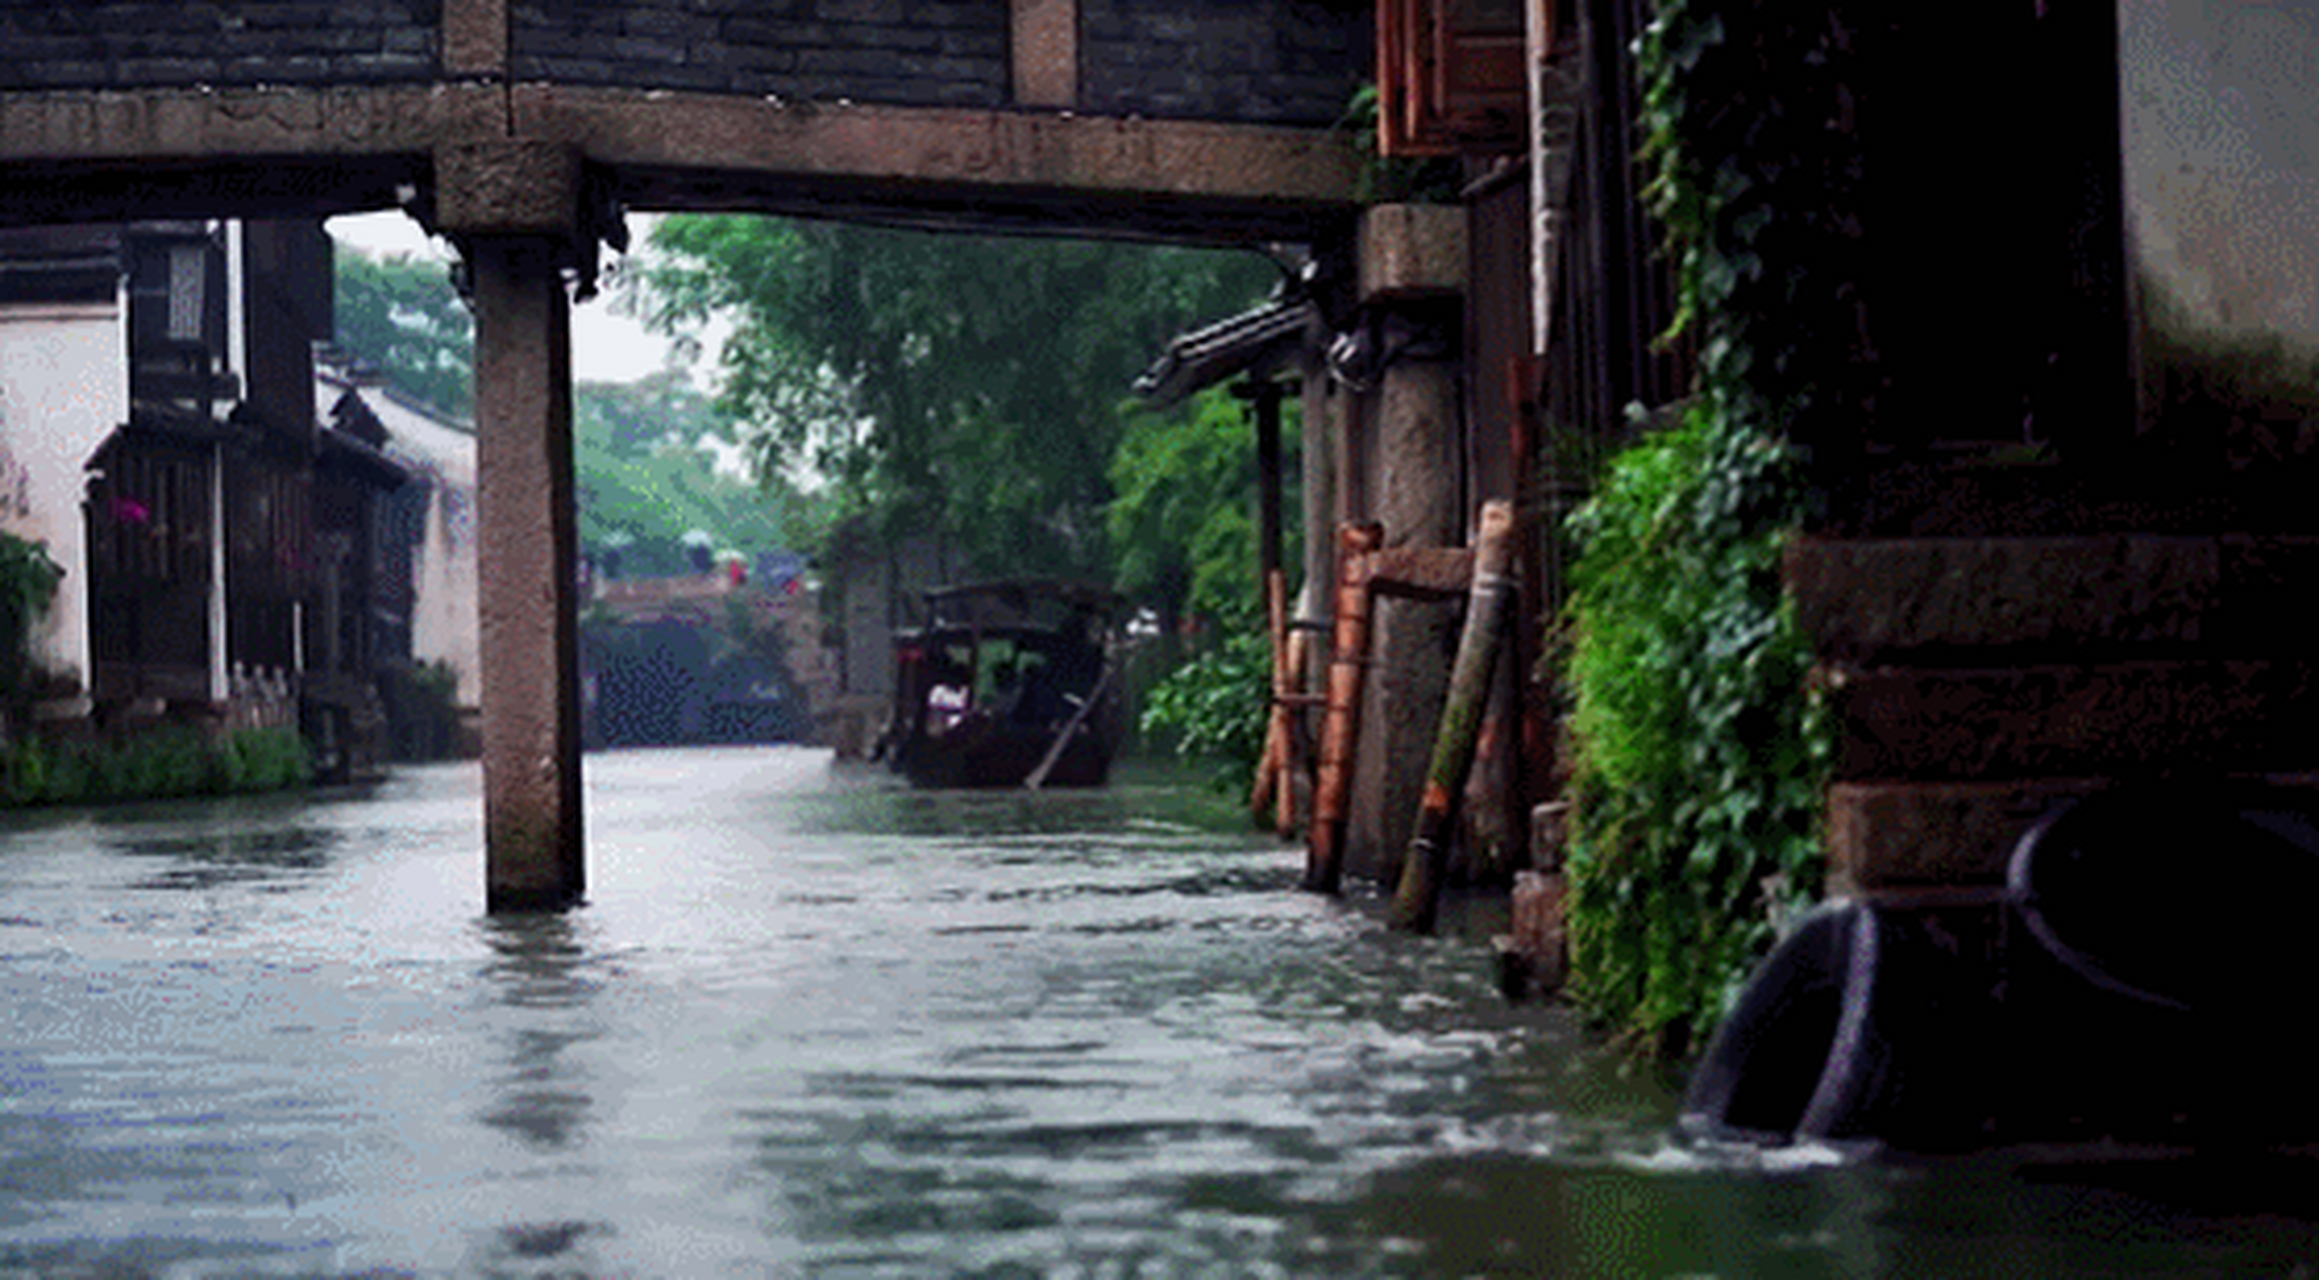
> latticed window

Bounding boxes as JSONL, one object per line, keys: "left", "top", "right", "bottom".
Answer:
{"left": 90, "top": 446, "right": 211, "bottom": 584}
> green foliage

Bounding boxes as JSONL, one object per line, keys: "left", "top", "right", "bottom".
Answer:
{"left": 1140, "top": 626, "right": 1272, "bottom": 789}
{"left": 1559, "top": 0, "right": 1836, "bottom": 1057}
{"left": 640, "top": 216, "right": 1277, "bottom": 586}
{"left": 575, "top": 371, "right": 810, "bottom": 576}
{"left": 1563, "top": 407, "right": 1826, "bottom": 1056}
{"left": 332, "top": 248, "right": 809, "bottom": 578}
{"left": 0, "top": 532, "right": 61, "bottom": 701}
{"left": 1109, "top": 385, "right": 1300, "bottom": 632}
{"left": 1338, "top": 84, "right": 1464, "bottom": 205}
{"left": 217, "top": 727, "right": 315, "bottom": 793}
{"left": 0, "top": 727, "right": 311, "bottom": 808}
{"left": 334, "top": 247, "right": 474, "bottom": 420}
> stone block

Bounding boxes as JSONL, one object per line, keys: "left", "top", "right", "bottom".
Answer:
{"left": 114, "top": 56, "right": 225, "bottom": 85}
{"left": 446, "top": 0, "right": 506, "bottom": 73}
{"left": 625, "top": 7, "right": 714, "bottom": 39}
{"left": 1826, "top": 778, "right": 2100, "bottom": 892}
{"left": 1009, "top": 0, "right": 1074, "bottom": 108}
{"left": 4, "top": 60, "right": 107, "bottom": 88}
{"left": 833, "top": 23, "right": 941, "bottom": 52}
{"left": 223, "top": 55, "right": 334, "bottom": 83}
{"left": 722, "top": 16, "right": 820, "bottom": 47}
{"left": 434, "top": 140, "right": 582, "bottom": 237}
{"left": 343, "top": 51, "right": 434, "bottom": 79}
{"left": 817, "top": 0, "right": 904, "bottom": 22}
{"left": 1793, "top": 534, "right": 2319, "bottom": 662}
{"left": 1496, "top": 869, "right": 1568, "bottom": 998}
{"left": 245, "top": 4, "right": 345, "bottom": 30}
{"left": 1786, "top": 535, "right": 2219, "bottom": 662}
{"left": 2214, "top": 535, "right": 2319, "bottom": 648}
{"left": 1828, "top": 659, "right": 2319, "bottom": 781}
{"left": 1359, "top": 203, "right": 1466, "bottom": 300}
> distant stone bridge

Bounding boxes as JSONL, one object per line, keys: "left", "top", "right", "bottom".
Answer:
{"left": 0, "top": 0, "right": 1371, "bottom": 907}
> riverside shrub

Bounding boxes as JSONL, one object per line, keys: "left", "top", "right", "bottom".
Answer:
{"left": 1559, "top": 0, "right": 1842, "bottom": 1057}
{"left": 1141, "top": 626, "right": 1271, "bottom": 793}
{"left": 0, "top": 727, "right": 312, "bottom": 808}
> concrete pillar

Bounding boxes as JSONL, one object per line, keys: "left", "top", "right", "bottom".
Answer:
{"left": 469, "top": 235, "right": 584, "bottom": 911}
{"left": 437, "top": 141, "right": 591, "bottom": 912}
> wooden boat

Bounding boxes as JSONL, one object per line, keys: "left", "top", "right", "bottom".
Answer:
{"left": 881, "top": 580, "right": 1125, "bottom": 789}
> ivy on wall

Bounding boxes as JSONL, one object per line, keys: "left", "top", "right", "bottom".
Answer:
{"left": 1560, "top": 0, "right": 1847, "bottom": 1056}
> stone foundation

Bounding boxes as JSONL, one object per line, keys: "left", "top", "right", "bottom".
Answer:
{"left": 1792, "top": 533, "right": 2319, "bottom": 897}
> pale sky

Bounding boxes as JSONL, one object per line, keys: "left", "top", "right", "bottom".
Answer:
{"left": 325, "top": 209, "right": 700, "bottom": 386}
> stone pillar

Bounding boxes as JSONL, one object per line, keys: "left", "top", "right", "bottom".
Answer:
{"left": 439, "top": 142, "right": 589, "bottom": 911}
{"left": 1300, "top": 353, "right": 1338, "bottom": 608}
{"left": 1009, "top": 0, "right": 1077, "bottom": 108}
{"left": 468, "top": 236, "right": 583, "bottom": 910}
{"left": 1343, "top": 204, "right": 1466, "bottom": 885}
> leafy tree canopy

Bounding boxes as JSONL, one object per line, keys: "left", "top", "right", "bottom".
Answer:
{"left": 639, "top": 216, "right": 1279, "bottom": 588}
{"left": 1109, "top": 383, "right": 1299, "bottom": 632}
{"left": 331, "top": 246, "right": 811, "bottom": 578}
{"left": 575, "top": 371, "right": 815, "bottom": 577}
{"left": 333, "top": 246, "right": 473, "bottom": 420}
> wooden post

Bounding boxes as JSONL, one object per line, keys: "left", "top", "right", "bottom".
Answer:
{"left": 1392, "top": 499, "right": 1518, "bottom": 932}
{"left": 1306, "top": 520, "right": 1382, "bottom": 894}
{"left": 1269, "top": 566, "right": 1296, "bottom": 835}
{"left": 1250, "top": 564, "right": 1290, "bottom": 826}
{"left": 1241, "top": 379, "right": 1295, "bottom": 832}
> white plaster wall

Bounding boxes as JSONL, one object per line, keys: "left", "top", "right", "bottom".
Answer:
{"left": 333, "top": 381, "right": 481, "bottom": 709}
{"left": 410, "top": 471, "right": 480, "bottom": 708}
{"left": 0, "top": 303, "right": 124, "bottom": 693}
{"left": 2123, "top": 0, "right": 2319, "bottom": 343}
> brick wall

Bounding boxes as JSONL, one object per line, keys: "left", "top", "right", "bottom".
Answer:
{"left": 510, "top": 0, "right": 1009, "bottom": 107}
{"left": 0, "top": 1, "right": 1370, "bottom": 127}
{"left": 1079, "top": 0, "right": 1369, "bottom": 126}
{"left": 0, "top": 1, "right": 440, "bottom": 91}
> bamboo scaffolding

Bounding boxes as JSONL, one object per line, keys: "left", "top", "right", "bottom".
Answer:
{"left": 1391, "top": 499, "right": 1519, "bottom": 933}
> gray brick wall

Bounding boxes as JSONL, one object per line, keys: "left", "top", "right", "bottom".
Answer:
{"left": 1080, "top": 0, "right": 1369, "bottom": 126}
{"left": 510, "top": 0, "right": 1009, "bottom": 108}
{"left": 0, "top": 0, "right": 1368, "bottom": 129}
{"left": 0, "top": 1, "right": 440, "bottom": 91}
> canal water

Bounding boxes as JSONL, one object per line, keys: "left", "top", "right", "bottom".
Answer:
{"left": 2, "top": 746, "right": 2315, "bottom": 1278}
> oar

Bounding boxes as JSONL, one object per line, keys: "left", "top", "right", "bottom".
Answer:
{"left": 1023, "top": 653, "right": 1123, "bottom": 791}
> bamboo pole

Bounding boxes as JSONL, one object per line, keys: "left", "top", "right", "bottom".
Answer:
{"left": 1246, "top": 379, "right": 1292, "bottom": 833}
{"left": 1269, "top": 566, "right": 1296, "bottom": 834}
{"left": 1306, "top": 520, "right": 1382, "bottom": 894}
{"left": 1391, "top": 500, "right": 1519, "bottom": 932}
{"left": 1285, "top": 610, "right": 1319, "bottom": 830}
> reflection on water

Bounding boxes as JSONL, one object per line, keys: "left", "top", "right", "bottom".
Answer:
{"left": 0, "top": 748, "right": 2314, "bottom": 1276}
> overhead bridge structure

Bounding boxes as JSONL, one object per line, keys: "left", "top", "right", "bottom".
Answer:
{"left": 0, "top": 0, "right": 1369, "bottom": 908}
